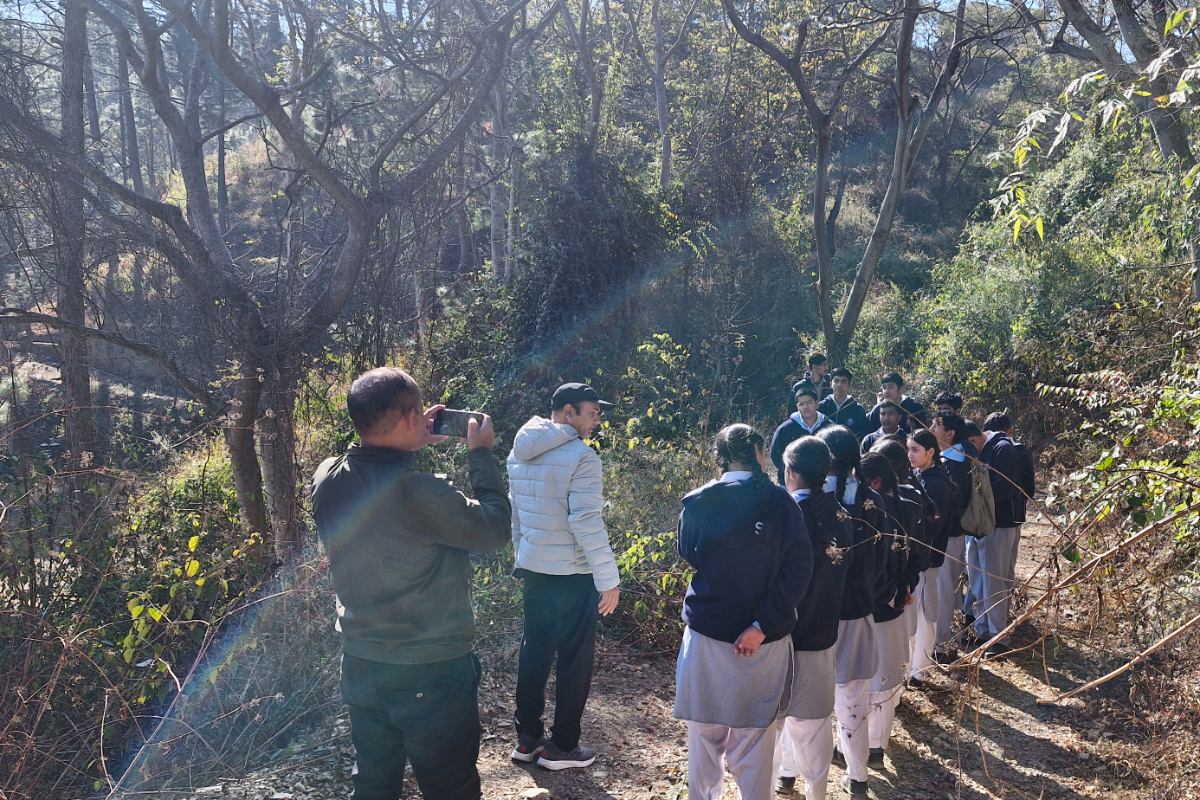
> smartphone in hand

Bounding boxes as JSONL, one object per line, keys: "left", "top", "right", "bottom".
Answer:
{"left": 431, "top": 409, "right": 485, "bottom": 438}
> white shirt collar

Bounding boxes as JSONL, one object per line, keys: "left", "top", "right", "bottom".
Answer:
{"left": 790, "top": 488, "right": 812, "bottom": 501}
{"left": 719, "top": 470, "right": 753, "bottom": 483}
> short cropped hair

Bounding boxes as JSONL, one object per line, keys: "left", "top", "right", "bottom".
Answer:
{"left": 881, "top": 371, "right": 904, "bottom": 388}
{"left": 963, "top": 421, "right": 983, "bottom": 439}
{"left": 809, "top": 353, "right": 828, "bottom": 368}
{"left": 830, "top": 367, "right": 853, "bottom": 382}
{"left": 935, "top": 410, "right": 967, "bottom": 444}
{"left": 983, "top": 412, "right": 1012, "bottom": 432}
{"left": 347, "top": 367, "right": 422, "bottom": 437}
{"left": 877, "top": 400, "right": 901, "bottom": 413}
{"left": 934, "top": 391, "right": 963, "bottom": 411}
{"left": 794, "top": 386, "right": 819, "bottom": 404}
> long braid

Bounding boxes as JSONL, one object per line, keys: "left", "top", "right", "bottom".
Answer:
{"left": 784, "top": 436, "right": 837, "bottom": 549}
{"left": 816, "top": 425, "right": 859, "bottom": 506}
{"left": 714, "top": 423, "right": 773, "bottom": 527}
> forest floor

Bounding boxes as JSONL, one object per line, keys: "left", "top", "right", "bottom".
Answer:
{"left": 154, "top": 522, "right": 1156, "bottom": 800}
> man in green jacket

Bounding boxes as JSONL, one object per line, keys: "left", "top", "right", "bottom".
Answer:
{"left": 312, "top": 367, "right": 511, "bottom": 800}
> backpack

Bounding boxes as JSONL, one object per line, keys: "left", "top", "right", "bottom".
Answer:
{"left": 959, "top": 459, "right": 996, "bottom": 537}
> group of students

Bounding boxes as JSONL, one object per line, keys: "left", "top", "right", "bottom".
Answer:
{"left": 673, "top": 358, "right": 1036, "bottom": 799}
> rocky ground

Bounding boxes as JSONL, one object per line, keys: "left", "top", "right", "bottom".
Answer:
{"left": 148, "top": 522, "right": 1159, "bottom": 799}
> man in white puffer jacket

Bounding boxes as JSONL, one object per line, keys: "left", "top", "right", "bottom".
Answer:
{"left": 507, "top": 383, "right": 621, "bottom": 772}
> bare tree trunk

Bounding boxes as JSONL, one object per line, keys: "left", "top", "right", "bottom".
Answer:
{"left": 259, "top": 366, "right": 301, "bottom": 555}
{"left": 453, "top": 144, "right": 476, "bottom": 271}
{"left": 506, "top": 146, "right": 523, "bottom": 281}
{"left": 489, "top": 84, "right": 509, "bottom": 278}
{"left": 57, "top": 0, "right": 97, "bottom": 472}
{"left": 217, "top": 76, "right": 229, "bottom": 234}
{"left": 224, "top": 365, "right": 269, "bottom": 542}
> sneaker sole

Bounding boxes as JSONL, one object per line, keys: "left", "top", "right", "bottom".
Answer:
{"left": 511, "top": 746, "right": 544, "bottom": 763}
{"left": 537, "top": 754, "right": 596, "bottom": 770}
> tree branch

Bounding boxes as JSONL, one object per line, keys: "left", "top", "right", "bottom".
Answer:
{"left": 0, "top": 310, "right": 218, "bottom": 413}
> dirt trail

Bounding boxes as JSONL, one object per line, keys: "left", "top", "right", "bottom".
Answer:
{"left": 203, "top": 521, "right": 1146, "bottom": 800}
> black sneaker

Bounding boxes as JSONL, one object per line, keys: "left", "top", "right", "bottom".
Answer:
{"left": 537, "top": 742, "right": 596, "bottom": 770}
{"left": 908, "top": 676, "right": 929, "bottom": 691}
{"left": 867, "top": 747, "right": 886, "bottom": 769}
{"left": 830, "top": 748, "right": 847, "bottom": 769}
{"left": 985, "top": 642, "right": 1012, "bottom": 658}
{"left": 841, "top": 774, "right": 869, "bottom": 797}
{"left": 776, "top": 775, "right": 797, "bottom": 795}
{"left": 933, "top": 650, "right": 958, "bottom": 665}
{"left": 511, "top": 733, "right": 547, "bottom": 763}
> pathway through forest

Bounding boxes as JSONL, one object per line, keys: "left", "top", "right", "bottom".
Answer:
{"left": 182, "top": 522, "right": 1146, "bottom": 800}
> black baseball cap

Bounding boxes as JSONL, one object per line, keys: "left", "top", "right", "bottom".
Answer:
{"left": 550, "top": 382, "right": 614, "bottom": 410}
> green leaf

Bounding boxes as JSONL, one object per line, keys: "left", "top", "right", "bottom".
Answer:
{"left": 130, "top": 605, "right": 144, "bottom": 620}
{"left": 188, "top": 535, "right": 200, "bottom": 552}
{"left": 1013, "top": 217, "right": 1022, "bottom": 243}
{"left": 185, "top": 559, "right": 200, "bottom": 578}
{"left": 147, "top": 607, "right": 163, "bottom": 622}
{"left": 1035, "top": 217, "right": 1045, "bottom": 240}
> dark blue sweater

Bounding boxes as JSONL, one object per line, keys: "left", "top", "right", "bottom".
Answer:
{"left": 770, "top": 414, "right": 834, "bottom": 486}
{"left": 916, "top": 465, "right": 954, "bottom": 569}
{"left": 982, "top": 433, "right": 1022, "bottom": 528}
{"left": 790, "top": 490, "right": 854, "bottom": 652}
{"left": 941, "top": 442, "right": 976, "bottom": 538}
{"left": 860, "top": 427, "right": 907, "bottom": 454}
{"left": 679, "top": 478, "right": 815, "bottom": 644}
{"left": 818, "top": 395, "right": 869, "bottom": 440}
{"left": 873, "top": 492, "right": 919, "bottom": 623}
{"left": 831, "top": 481, "right": 891, "bottom": 622}
{"left": 866, "top": 396, "right": 927, "bottom": 433}
{"left": 896, "top": 484, "right": 930, "bottom": 595}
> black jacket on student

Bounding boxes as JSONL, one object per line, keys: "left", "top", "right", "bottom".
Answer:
{"left": 832, "top": 480, "right": 894, "bottom": 623}
{"left": 981, "top": 432, "right": 1022, "bottom": 528}
{"left": 770, "top": 414, "right": 835, "bottom": 485}
{"left": 790, "top": 489, "right": 855, "bottom": 652}
{"left": 678, "top": 477, "right": 815, "bottom": 644}
{"left": 940, "top": 441, "right": 977, "bottom": 539}
{"left": 860, "top": 427, "right": 907, "bottom": 454}
{"left": 872, "top": 492, "right": 920, "bottom": 624}
{"left": 819, "top": 395, "right": 869, "bottom": 440}
{"left": 865, "top": 396, "right": 927, "bottom": 433}
{"left": 788, "top": 371, "right": 832, "bottom": 412}
{"left": 916, "top": 464, "right": 954, "bottom": 569}
{"left": 896, "top": 483, "right": 931, "bottom": 595}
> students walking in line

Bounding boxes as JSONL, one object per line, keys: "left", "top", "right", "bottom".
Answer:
{"left": 930, "top": 411, "right": 972, "bottom": 659}
{"left": 963, "top": 413, "right": 1023, "bottom": 656}
{"left": 775, "top": 436, "right": 855, "bottom": 800}
{"left": 859, "top": 447, "right": 923, "bottom": 770}
{"left": 771, "top": 386, "right": 833, "bottom": 484}
{"left": 815, "top": 426, "right": 888, "bottom": 799}
{"left": 675, "top": 424, "right": 814, "bottom": 800}
{"left": 866, "top": 372, "right": 927, "bottom": 434}
{"left": 818, "top": 368, "right": 869, "bottom": 440}
{"left": 508, "top": 383, "right": 621, "bottom": 769}
{"left": 907, "top": 431, "right": 954, "bottom": 684}
{"left": 860, "top": 401, "right": 906, "bottom": 454}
